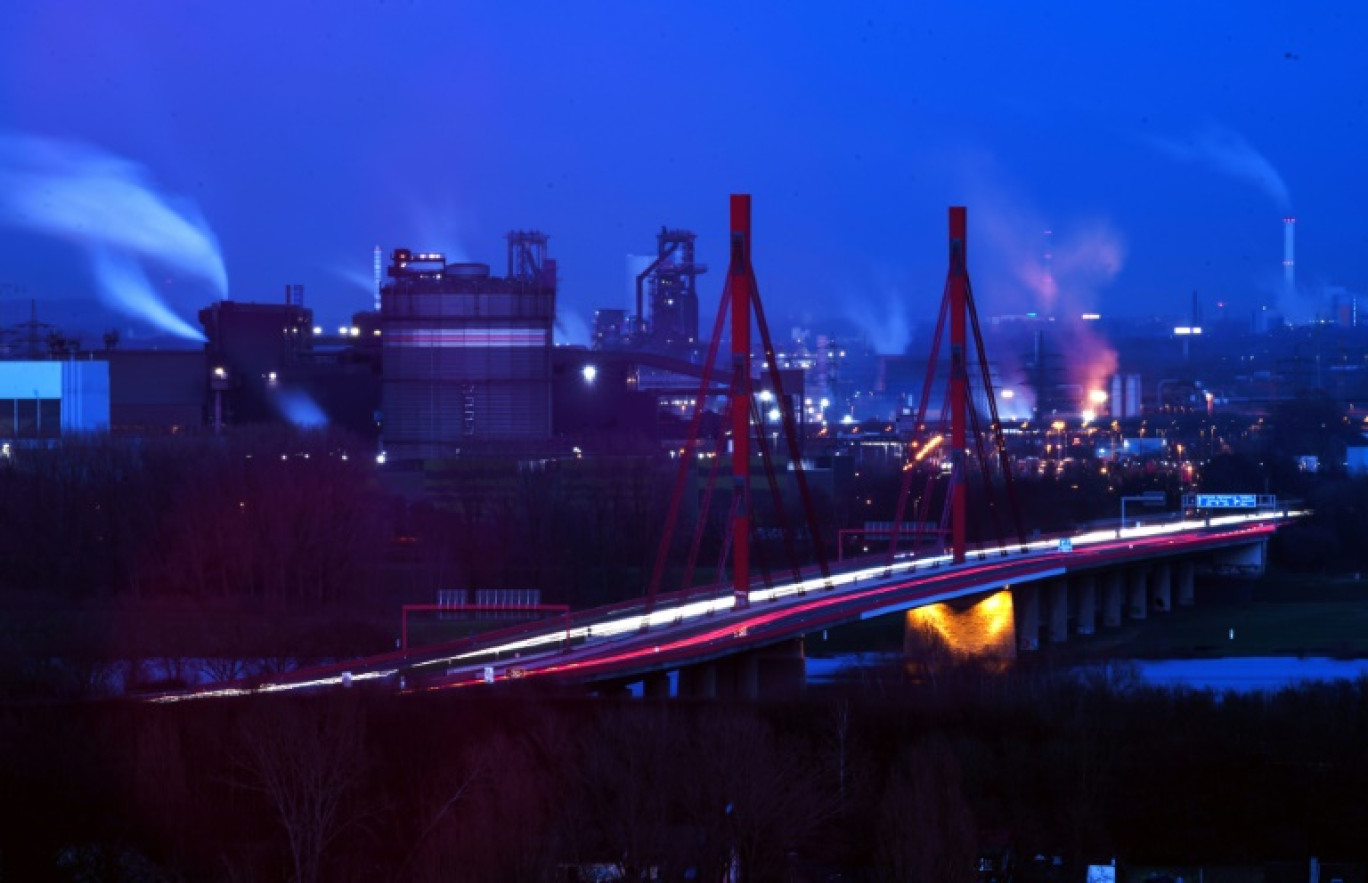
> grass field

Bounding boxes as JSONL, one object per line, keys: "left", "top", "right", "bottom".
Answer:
{"left": 1070, "top": 573, "right": 1368, "bottom": 660}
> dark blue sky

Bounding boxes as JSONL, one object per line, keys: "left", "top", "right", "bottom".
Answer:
{"left": 0, "top": 1, "right": 1363, "bottom": 348}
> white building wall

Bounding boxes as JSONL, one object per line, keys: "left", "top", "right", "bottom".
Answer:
{"left": 0, "top": 361, "right": 110, "bottom": 435}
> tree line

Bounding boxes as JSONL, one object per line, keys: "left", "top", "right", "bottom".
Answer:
{"left": 4, "top": 665, "right": 1368, "bottom": 881}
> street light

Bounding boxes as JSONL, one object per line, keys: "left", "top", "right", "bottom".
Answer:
{"left": 1120, "top": 491, "right": 1166, "bottom": 533}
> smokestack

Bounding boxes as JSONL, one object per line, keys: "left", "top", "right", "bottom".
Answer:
{"left": 373, "top": 245, "right": 383, "bottom": 312}
{"left": 1283, "top": 217, "right": 1296, "bottom": 298}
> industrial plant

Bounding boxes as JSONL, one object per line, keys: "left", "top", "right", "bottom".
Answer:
{"left": 0, "top": 216, "right": 1364, "bottom": 485}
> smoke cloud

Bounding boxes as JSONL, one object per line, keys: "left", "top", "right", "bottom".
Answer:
{"left": 555, "top": 307, "right": 591, "bottom": 347}
{"left": 89, "top": 250, "right": 206, "bottom": 341}
{"left": 273, "top": 388, "right": 328, "bottom": 429}
{"left": 1147, "top": 125, "right": 1291, "bottom": 211}
{"left": 843, "top": 275, "right": 913, "bottom": 355}
{"left": 0, "top": 132, "right": 225, "bottom": 339}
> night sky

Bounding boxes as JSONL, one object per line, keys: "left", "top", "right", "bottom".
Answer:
{"left": 0, "top": 1, "right": 1363, "bottom": 348}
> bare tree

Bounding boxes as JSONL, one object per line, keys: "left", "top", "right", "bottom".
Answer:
{"left": 232, "top": 697, "right": 368, "bottom": 883}
{"left": 874, "top": 735, "right": 978, "bottom": 883}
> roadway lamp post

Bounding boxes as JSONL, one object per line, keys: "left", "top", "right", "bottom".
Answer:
{"left": 1120, "top": 491, "right": 1166, "bottom": 534}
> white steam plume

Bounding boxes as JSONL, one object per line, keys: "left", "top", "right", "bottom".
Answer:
{"left": 1147, "top": 125, "right": 1291, "bottom": 210}
{"left": 273, "top": 388, "right": 328, "bottom": 429}
{"left": 843, "top": 271, "right": 913, "bottom": 355}
{"left": 0, "top": 132, "right": 225, "bottom": 339}
{"left": 555, "top": 307, "right": 591, "bottom": 347}
{"left": 89, "top": 250, "right": 206, "bottom": 341}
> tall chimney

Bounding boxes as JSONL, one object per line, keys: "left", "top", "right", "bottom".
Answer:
{"left": 1283, "top": 217, "right": 1296, "bottom": 298}
{"left": 373, "top": 245, "right": 383, "bottom": 312}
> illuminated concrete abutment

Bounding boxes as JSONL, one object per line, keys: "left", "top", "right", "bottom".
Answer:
{"left": 905, "top": 589, "right": 1018, "bottom": 667}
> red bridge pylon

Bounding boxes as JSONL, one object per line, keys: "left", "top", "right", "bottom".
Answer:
{"left": 646, "top": 195, "right": 832, "bottom": 615}
{"left": 891, "top": 206, "right": 1026, "bottom": 565}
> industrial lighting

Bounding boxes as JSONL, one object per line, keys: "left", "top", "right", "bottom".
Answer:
{"left": 758, "top": 390, "right": 774, "bottom": 403}
{"left": 1088, "top": 389, "right": 1108, "bottom": 404}
{"left": 1001, "top": 389, "right": 1015, "bottom": 399}
{"left": 213, "top": 366, "right": 227, "bottom": 379}
{"left": 1081, "top": 313, "right": 1101, "bottom": 321}
{"left": 376, "top": 451, "right": 387, "bottom": 465}
{"left": 767, "top": 407, "right": 782, "bottom": 422}
{"left": 581, "top": 364, "right": 597, "bottom": 383}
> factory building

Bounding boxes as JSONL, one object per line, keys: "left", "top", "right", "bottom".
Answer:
{"left": 0, "top": 360, "right": 110, "bottom": 439}
{"left": 199, "top": 293, "right": 313, "bottom": 426}
{"left": 380, "top": 232, "right": 557, "bottom": 462}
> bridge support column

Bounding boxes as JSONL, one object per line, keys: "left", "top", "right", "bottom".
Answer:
{"left": 1177, "top": 560, "right": 1196, "bottom": 607}
{"left": 1150, "top": 563, "right": 1172, "bottom": 613}
{"left": 757, "top": 638, "right": 806, "bottom": 698}
{"left": 1102, "top": 571, "right": 1124, "bottom": 628}
{"left": 1075, "top": 576, "right": 1097, "bottom": 636}
{"left": 643, "top": 672, "right": 671, "bottom": 699}
{"left": 678, "top": 663, "right": 717, "bottom": 699}
{"left": 1128, "top": 568, "right": 1149, "bottom": 620}
{"left": 718, "top": 653, "right": 759, "bottom": 700}
{"left": 1014, "top": 585, "right": 1040, "bottom": 652}
{"left": 1048, "top": 579, "right": 1069, "bottom": 644}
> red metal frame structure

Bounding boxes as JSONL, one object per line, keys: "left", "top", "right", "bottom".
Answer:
{"left": 645, "top": 194, "right": 831, "bottom": 615}
{"left": 891, "top": 206, "right": 1026, "bottom": 565}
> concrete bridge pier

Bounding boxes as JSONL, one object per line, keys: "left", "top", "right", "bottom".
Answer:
{"left": 1128, "top": 568, "right": 1149, "bottom": 620}
{"left": 677, "top": 662, "right": 717, "bottom": 699}
{"left": 1150, "top": 563, "right": 1172, "bottom": 613}
{"left": 1177, "top": 560, "right": 1196, "bottom": 607}
{"left": 757, "top": 638, "right": 806, "bottom": 699}
{"left": 1074, "top": 575, "right": 1097, "bottom": 636}
{"left": 643, "top": 671, "right": 671, "bottom": 699}
{"left": 1014, "top": 584, "right": 1040, "bottom": 652}
{"left": 717, "top": 653, "right": 760, "bottom": 700}
{"left": 1102, "top": 571, "right": 1124, "bottom": 628}
{"left": 1047, "top": 579, "right": 1069, "bottom": 644}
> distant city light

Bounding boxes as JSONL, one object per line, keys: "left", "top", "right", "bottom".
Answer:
{"left": 1173, "top": 326, "right": 1203, "bottom": 335}
{"left": 376, "top": 451, "right": 387, "bottom": 465}
{"left": 581, "top": 364, "right": 597, "bottom": 383}
{"left": 1081, "top": 313, "right": 1101, "bottom": 321}
{"left": 1088, "top": 389, "right": 1108, "bottom": 404}
{"left": 1001, "top": 389, "right": 1016, "bottom": 399}
{"left": 767, "top": 407, "right": 782, "bottom": 422}
{"left": 758, "top": 389, "right": 774, "bottom": 403}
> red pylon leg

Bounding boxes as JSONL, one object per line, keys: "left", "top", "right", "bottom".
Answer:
{"left": 949, "top": 207, "right": 968, "bottom": 564}
{"left": 730, "top": 194, "right": 752, "bottom": 607}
